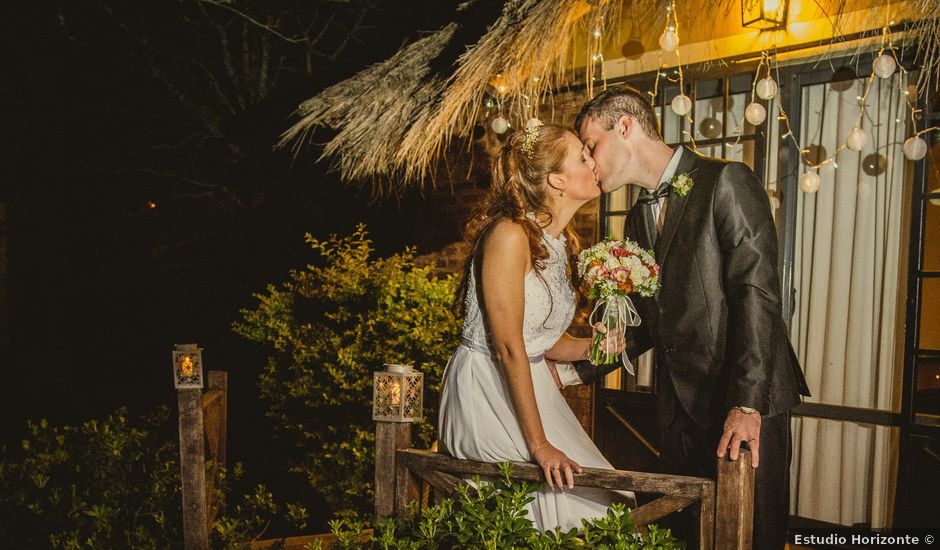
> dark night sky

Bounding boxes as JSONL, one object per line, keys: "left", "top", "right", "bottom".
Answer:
{"left": 0, "top": 1, "right": 489, "bottom": 517}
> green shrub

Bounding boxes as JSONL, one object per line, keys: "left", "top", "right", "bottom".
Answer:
{"left": 312, "top": 463, "right": 685, "bottom": 550}
{"left": 0, "top": 408, "right": 299, "bottom": 549}
{"left": 233, "top": 225, "right": 460, "bottom": 518}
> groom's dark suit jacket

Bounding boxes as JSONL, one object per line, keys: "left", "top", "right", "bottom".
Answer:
{"left": 606, "top": 147, "right": 809, "bottom": 428}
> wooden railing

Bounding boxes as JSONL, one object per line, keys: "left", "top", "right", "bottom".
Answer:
{"left": 375, "top": 424, "right": 755, "bottom": 550}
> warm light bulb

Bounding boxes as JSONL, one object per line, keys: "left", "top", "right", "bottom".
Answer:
{"left": 903, "top": 136, "right": 928, "bottom": 160}
{"left": 763, "top": 0, "right": 781, "bottom": 12}
{"left": 800, "top": 171, "right": 821, "bottom": 193}
{"left": 671, "top": 94, "right": 692, "bottom": 116}
{"left": 745, "top": 102, "right": 767, "bottom": 125}
{"left": 756, "top": 77, "right": 778, "bottom": 100}
{"left": 872, "top": 53, "right": 897, "bottom": 79}
{"left": 659, "top": 30, "right": 679, "bottom": 53}
{"left": 846, "top": 127, "right": 869, "bottom": 151}
{"left": 592, "top": 27, "right": 602, "bottom": 39}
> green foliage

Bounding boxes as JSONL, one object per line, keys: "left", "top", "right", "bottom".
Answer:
{"left": 325, "top": 463, "right": 685, "bottom": 549}
{"left": 234, "top": 225, "right": 460, "bottom": 517}
{"left": 0, "top": 408, "right": 303, "bottom": 549}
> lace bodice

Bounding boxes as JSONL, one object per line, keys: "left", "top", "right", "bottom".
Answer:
{"left": 461, "top": 230, "right": 576, "bottom": 356}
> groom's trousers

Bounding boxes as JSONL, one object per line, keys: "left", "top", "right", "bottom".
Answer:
{"left": 655, "top": 369, "right": 792, "bottom": 550}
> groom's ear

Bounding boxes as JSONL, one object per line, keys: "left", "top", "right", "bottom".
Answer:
{"left": 617, "top": 115, "right": 632, "bottom": 139}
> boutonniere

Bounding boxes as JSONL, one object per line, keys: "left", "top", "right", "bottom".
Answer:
{"left": 671, "top": 173, "right": 693, "bottom": 197}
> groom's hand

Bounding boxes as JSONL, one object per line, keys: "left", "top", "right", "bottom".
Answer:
{"left": 545, "top": 359, "right": 563, "bottom": 389}
{"left": 717, "top": 408, "right": 761, "bottom": 468}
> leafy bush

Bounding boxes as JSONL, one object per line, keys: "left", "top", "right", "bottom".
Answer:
{"left": 0, "top": 408, "right": 299, "bottom": 549}
{"left": 310, "top": 463, "right": 685, "bottom": 549}
{"left": 234, "top": 225, "right": 460, "bottom": 517}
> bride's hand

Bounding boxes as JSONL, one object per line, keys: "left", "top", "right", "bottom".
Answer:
{"left": 532, "top": 441, "right": 582, "bottom": 490}
{"left": 592, "top": 323, "right": 627, "bottom": 355}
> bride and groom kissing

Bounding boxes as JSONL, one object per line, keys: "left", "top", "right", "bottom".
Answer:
{"left": 437, "top": 85, "right": 810, "bottom": 549}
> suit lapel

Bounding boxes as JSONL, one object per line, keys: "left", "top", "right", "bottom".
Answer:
{"left": 655, "top": 146, "right": 699, "bottom": 263}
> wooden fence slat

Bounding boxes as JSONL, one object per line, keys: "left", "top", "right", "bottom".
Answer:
{"left": 411, "top": 469, "right": 463, "bottom": 497}
{"left": 631, "top": 495, "right": 697, "bottom": 526}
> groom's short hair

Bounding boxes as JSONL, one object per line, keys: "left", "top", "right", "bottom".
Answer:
{"left": 575, "top": 85, "right": 662, "bottom": 141}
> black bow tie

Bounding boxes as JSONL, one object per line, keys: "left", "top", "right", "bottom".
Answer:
{"left": 636, "top": 184, "right": 671, "bottom": 205}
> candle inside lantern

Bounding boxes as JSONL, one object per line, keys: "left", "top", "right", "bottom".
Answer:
{"left": 390, "top": 379, "right": 401, "bottom": 408}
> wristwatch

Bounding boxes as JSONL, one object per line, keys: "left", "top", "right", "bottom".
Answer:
{"left": 733, "top": 406, "right": 759, "bottom": 415}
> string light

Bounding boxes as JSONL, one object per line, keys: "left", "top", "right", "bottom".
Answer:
{"left": 650, "top": 1, "right": 697, "bottom": 150}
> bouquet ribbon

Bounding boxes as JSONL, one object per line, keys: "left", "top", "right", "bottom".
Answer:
{"left": 588, "top": 294, "right": 641, "bottom": 375}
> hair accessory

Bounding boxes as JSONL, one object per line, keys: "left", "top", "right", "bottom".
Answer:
{"left": 521, "top": 121, "right": 542, "bottom": 159}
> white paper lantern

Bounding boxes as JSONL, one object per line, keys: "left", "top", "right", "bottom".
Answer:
{"left": 745, "top": 102, "right": 767, "bottom": 125}
{"left": 756, "top": 77, "right": 778, "bottom": 100}
{"left": 846, "top": 127, "right": 869, "bottom": 151}
{"left": 525, "top": 117, "right": 542, "bottom": 129}
{"left": 903, "top": 136, "right": 928, "bottom": 160}
{"left": 799, "top": 171, "right": 821, "bottom": 193}
{"left": 491, "top": 116, "right": 510, "bottom": 134}
{"left": 671, "top": 94, "right": 692, "bottom": 116}
{"left": 872, "top": 53, "right": 897, "bottom": 79}
{"left": 659, "top": 30, "right": 679, "bottom": 53}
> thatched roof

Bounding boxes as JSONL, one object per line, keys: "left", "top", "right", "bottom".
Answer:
{"left": 280, "top": 0, "right": 940, "bottom": 195}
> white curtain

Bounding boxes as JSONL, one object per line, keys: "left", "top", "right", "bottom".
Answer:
{"left": 788, "top": 73, "right": 908, "bottom": 528}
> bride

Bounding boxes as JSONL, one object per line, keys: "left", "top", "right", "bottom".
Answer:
{"left": 438, "top": 122, "right": 631, "bottom": 531}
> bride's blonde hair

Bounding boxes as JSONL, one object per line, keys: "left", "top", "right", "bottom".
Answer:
{"left": 455, "top": 123, "right": 581, "bottom": 317}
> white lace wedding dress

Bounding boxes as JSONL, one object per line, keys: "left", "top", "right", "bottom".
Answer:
{"left": 438, "top": 229, "right": 631, "bottom": 532}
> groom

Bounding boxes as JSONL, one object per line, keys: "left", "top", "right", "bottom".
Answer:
{"left": 555, "top": 85, "right": 809, "bottom": 550}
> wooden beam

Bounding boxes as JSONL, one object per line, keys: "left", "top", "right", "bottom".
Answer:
{"left": 395, "top": 449, "right": 713, "bottom": 497}
{"left": 411, "top": 469, "right": 463, "bottom": 497}
{"left": 631, "top": 495, "right": 697, "bottom": 526}
{"left": 699, "top": 479, "right": 715, "bottom": 550}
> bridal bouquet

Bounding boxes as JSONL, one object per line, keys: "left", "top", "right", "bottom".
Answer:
{"left": 577, "top": 239, "right": 661, "bottom": 369}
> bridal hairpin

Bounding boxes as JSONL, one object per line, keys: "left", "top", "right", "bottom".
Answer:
{"left": 521, "top": 122, "right": 542, "bottom": 159}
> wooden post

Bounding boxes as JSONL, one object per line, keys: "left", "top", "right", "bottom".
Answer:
{"left": 178, "top": 388, "right": 209, "bottom": 550}
{"left": 206, "top": 371, "right": 227, "bottom": 470}
{"left": 714, "top": 448, "right": 754, "bottom": 550}
{"left": 202, "top": 371, "right": 227, "bottom": 524}
{"left": 374, "top": 422, "right": 412, "bottom": 520}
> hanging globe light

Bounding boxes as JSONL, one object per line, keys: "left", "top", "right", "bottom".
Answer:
{"left": 799, "top": 171, "right": 821, "bottom": 193}
{"left": 671, "top": 94, "right": 692, "bottom": 116}
{"left": 902, "top": 136, "right": 928, "bottom": 160}
{"left": 745, "top": 102, "right": 767, "bottom": 125}
{"left": 845, "top": 127, "right": 869, "bottom": 151}
{"left": 491, "top": 117, "right": 510, "bottom": 134}
{"left": 872, "top": 53, "right": 897, "bottom": 79}
{"left": 659, "top": 28, "right": 679, "bottom": 52}
{"left": 756, "top": 77, "right": 778, "bottom": 100}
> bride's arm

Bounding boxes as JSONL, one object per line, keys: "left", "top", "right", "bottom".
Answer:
{"left": 545, "top": 328, "right": 625, "bottom": 362}
{"left": 544, "top": 333, "right": 590, "bottom": 362}
{"left": 482, "top": 221, "right": 581, "bottom": 489}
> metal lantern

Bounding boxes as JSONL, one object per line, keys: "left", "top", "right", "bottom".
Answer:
{"left": 373, "top": 364, "right": 423, "bottom": 422}
{"left": 172, "top": 343, "right": 204, "bottom": 389}
{"left": 741, "top": 0, "right": 789, "bottom": 30}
